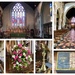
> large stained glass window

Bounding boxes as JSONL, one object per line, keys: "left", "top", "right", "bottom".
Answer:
{"left": 12, "top": 3, "right": 25, "bottom": 27}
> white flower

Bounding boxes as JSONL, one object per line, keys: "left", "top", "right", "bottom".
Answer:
{"left": 12, "top": 49, "right": 14, "bottom": 51}
{"left": 17, "top": 50, "right": 18, "bottom": 53}
{"left": 19, "top": 64, "right": 22, "bottom": 66}
{"left": 23, "top": 53, "right": 26, "bottom": 56}
{"left": 13, "top": 45, "right": 17, "bottom": 48}
{"left": 25, "top": 47, "right": 29, "bottom": 50}
{"left": 28, "top": 55, "right": 30, "bottom": 58}
{"left": 30, "top": 58, "right": 32, "bottom": 62}
{"left": 26, "top": 56, "right": 28, "bottom": 59}
{"left": 12, "top": 55, "right": 15, "bottom": 58}
{"left": 19, "top": 56, "right": 21, "bottom": 58}
{"left": 16, "top": 62, "right": 19, "bottom": 65}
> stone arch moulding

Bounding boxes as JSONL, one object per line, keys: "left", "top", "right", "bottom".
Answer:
{"left": 63, "top": 3, "right": 75, "bottom": 27}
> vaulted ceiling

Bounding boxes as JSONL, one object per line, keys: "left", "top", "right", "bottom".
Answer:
{"left": 0, "top": 2, "right": 40, "bottom": 10}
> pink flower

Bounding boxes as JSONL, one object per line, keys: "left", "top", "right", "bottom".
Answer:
{"left": 18, "top": 50, "right": 22, "bottom": 54}
{"left": 13, "top": 64, "right": 16, "bottom": 67}
{"left": 18, "top": 59, "right": 21, "bottom": 62}
{"left": 25, "top": 47, "right": 29, "bottom": 50}
{"left": 20, "top": 53, "right": 22, "bottom": 57}
{"left": 26, "top": 56, "right": 28, "bottom": 59}
{"left": 14, "top": 58, "right": 16, "bottom": 61}
{"left": 22, "top": 47, "right": 25, "bottom": 50}
{"left": 14, "top": 56, "right": 18, "bottom": 60}
{"left": 12, "top": 51, "right": 17, "bottom": 55}
{"left": 28, "top": 50, "right": 31, "bottom": 55}
{"left": 18, "top": 44, "right": 22, "bottom": 48}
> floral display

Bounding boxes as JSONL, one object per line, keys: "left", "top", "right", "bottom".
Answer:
{"left": 12, "top": 44, "right": 32, "bottom": 70}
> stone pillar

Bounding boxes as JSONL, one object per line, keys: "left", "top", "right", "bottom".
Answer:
{"left": 39, "top": 16, "right": 42, "bottom": 37}
{"left": 62, "top": 13, "right": 65, "bottom": 28}
{"left": 54, "top": 3, "right": 56, "bottom": 30}
{"left": 54, "top": 13, "right": 56, "bottom": 30}
{"left": 58, "top": 13, "right": 62, "bottom": 30}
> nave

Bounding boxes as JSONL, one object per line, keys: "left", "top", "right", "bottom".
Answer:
{"left": 54, "top": 28, "right": 75, "bottom": 49}
{"left": 0, "top": 2, "right": 52, "bottom": 39}
{"left": 54, "top": 2, "right": 75, "bottom": 49}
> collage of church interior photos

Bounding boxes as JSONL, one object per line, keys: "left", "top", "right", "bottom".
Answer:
{"left": 0, "top": 1, "right": 75, "bottom": 74}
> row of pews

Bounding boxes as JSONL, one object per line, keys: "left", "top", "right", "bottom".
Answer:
{"left": 54, "top": 29, "right": 69, "bottom": 49}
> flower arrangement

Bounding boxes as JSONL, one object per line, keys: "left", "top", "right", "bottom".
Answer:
{"left": 12, "top": 44, "right": 32, "bottom": 70}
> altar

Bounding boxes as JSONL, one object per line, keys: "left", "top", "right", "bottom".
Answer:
{"left": 10, "top": 33, "right": 26, "bottom": 38}
{"left": 4, "top": 26, "right": 29, "bottom": 38}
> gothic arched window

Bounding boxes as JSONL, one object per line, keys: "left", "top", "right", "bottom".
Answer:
{"left": 12, "top": 3, "right": 25, "bottom": 27}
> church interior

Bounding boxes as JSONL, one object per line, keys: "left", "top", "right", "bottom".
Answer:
{"left": 0, "top": 2, "right": 52, "bottom": 39}
{"left": 35, "top": 40, "right": 52, "bottom": 73}
{"left": 0, "top": 41, "right": 4, "bottom": 73}
{"left": 6, "top": 40, "right": 34, "bottom": 73}
{"left": 54, "top": 2, "right": 75, "bottom": 49}
{"left": 54, "top": 51, "right": 75, "bottom": 73}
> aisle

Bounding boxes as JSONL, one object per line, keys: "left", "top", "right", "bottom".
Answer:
{"left": 65, "top": 29, "right": 75, "bottom": 42}
{"left": 54, "top": 29, "right": 75, "bottom": 49}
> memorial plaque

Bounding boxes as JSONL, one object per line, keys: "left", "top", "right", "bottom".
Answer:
{"left": 56, "top": 52, "right": 75, "bottom": 73}
{"left": 57, "top": 52, "right": 70, "bottom": 69}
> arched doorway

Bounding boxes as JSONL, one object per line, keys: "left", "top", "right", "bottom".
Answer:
{"left": 66, "top": 7, "right": 75, "bottom": 29}
{"left": 63, "top": 3, "right": 75, "bottom": 27}
{"left": 56, "top": 10, "right": 59, "bottom": 30}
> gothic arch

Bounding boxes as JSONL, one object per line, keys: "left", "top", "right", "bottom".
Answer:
{"left": 63, "top": 3, "right": 75, "bottom": 27}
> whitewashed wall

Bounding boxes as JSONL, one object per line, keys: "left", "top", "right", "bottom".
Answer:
{"left": 42, "top": 2, "right": 50, "bottom": 24}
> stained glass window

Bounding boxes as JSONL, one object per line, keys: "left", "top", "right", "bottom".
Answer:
{"left": 12, "top": 3, "right": 25, "bottom": 27}
{"left": 50, "top": 3, "right": 52, "bottom": 16}
{"left": 71, "top": 17, "right": 75, "bottom": 23}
